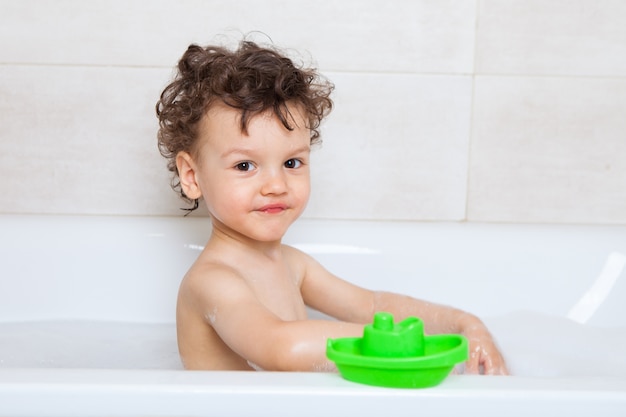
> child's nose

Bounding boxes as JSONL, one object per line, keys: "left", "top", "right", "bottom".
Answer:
{"left": 260, "top": 169, "right": 288, "bottom": 195}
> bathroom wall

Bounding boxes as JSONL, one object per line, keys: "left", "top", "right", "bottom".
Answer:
{"left": 1, "top": 0, "right": 624, "bottom": 225}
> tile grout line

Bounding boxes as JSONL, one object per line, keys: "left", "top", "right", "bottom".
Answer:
{"left": 463, "top": 0, "right": 482, "bottom": 223}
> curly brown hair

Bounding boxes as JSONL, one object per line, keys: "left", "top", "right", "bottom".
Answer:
{"left": 156, "top": 40, "right": 334, "bottom": 212}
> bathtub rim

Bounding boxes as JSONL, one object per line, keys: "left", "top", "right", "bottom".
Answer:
{"left": 0, "top": 369, "right": 625, "bottom": 417}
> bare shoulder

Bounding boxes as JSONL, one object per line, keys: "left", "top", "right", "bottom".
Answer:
{"left": 280, "top": 243, "right": 308, "bottom": 258}
{"left": 281, "top": 244, "right": 322, "bottom": 270}
{"left": 178, "top": 255, "right": 248, "bottom": 309}
{"left": 280, "top": 244, "right": 325, "bottom": 283}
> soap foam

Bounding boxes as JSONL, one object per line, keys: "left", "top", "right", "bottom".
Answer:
{"left": 484, "top": 311, "right": 626, "bottom": 377}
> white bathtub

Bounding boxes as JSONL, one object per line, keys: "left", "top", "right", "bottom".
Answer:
{"left": 1, "top": 214, "right": 625, "bottom": 416}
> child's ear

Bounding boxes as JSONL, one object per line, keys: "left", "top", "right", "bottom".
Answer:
{"left": 176, "top": 152, "right": 202, "bottom": 200}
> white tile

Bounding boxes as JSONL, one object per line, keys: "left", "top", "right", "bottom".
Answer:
{"left": 303, "top": 72, "right": 472, "bottom": 221}
{"left": 476, "top": 0, "right": 626, "bottom": 76}
{"left": 0, "top": 0, "right": 476, "bottom": 73}
{"left": 0, "top": 67, "right": 472, "bottom": 220}
{"left": 468, "top": 75, "right": 626, "bottom": 224}
{"left": 0, "top": 65, "right": 186, "bottom": 215}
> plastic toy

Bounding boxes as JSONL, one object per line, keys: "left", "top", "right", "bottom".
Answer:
{"left": 326, "top": 312, "right": 468, "bottom": 388}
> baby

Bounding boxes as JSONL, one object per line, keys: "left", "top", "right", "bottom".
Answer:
{"left": 156, "top": 40, "right": 507, "bottom": 374}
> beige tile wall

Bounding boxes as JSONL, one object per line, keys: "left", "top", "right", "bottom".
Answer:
{"left": 0, "top": 0, "right": 624, "bottom": 224}
{"left": 469, "top": 76, "right": 626, "bottom": 224}
{"left": 470, "top": 0, "right": 626, "bottom": 224}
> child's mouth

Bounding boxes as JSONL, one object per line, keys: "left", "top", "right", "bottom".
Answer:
{"left": 258, "top": 204, "right": 288, "bottom": 214}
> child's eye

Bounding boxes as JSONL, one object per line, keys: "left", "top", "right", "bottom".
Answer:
{"left": 284, "top": 159, "right": 302, "bottom": 169}
{"left": 234, "top": 161, "right": 255, "bottom": 171}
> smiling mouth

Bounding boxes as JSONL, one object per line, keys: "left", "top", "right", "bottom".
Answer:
{"left": 257, "top": 204, "right": 288, "bottom": 214}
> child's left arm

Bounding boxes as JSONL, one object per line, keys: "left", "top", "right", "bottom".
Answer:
{"left": 371, "top": 291, "right": 508, "bottom": 375}
{"left": 296, "top": 248, "right": 508, "bottom": 375}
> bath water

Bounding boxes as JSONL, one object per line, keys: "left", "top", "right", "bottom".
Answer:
{"left": 1, "top": 313, "right": 625, "bottom": 377}
{"left": 0, "top": 321, "right": 180, "bottom": 369}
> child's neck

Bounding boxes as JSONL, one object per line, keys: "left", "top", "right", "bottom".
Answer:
{"left": 208, "top": 223, "right": 284, "bottom": 261}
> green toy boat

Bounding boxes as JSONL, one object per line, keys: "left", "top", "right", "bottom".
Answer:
{"left": 326, "top": 312, "right": 469, "bottom": 388}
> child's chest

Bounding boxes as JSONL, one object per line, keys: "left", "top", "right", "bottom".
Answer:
{"left": 245, "top": 263, "right": 308, "bottom": 321}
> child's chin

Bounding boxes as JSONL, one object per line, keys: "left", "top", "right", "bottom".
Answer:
{"left": 255, "top": 225, "right": 293, "bottom": 242}
{"left": 255, "top": 231, "right": 290, "bottom": 243}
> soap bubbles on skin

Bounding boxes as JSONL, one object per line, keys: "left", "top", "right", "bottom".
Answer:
{"left": 247, "top": 360, "right": 264, "bottom": 371}
{"left": 205, "top": 307, "right": 218, "bottom": 325}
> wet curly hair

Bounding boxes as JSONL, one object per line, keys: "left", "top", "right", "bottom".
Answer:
{"left": 156, "top": 40, "right": 334, "bottom": 212}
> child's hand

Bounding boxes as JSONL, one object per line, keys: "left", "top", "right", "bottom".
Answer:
{"left": 461, "top": 319, "right": 508, "bottom": 375}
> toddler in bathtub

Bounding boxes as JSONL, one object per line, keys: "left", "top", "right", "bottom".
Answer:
{"left": 156, "top": 39, "right": 507, "bottom": 375}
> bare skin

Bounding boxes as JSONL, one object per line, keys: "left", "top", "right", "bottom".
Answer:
{"left": 175, "top": 102, "right": 508, "bottom": 374}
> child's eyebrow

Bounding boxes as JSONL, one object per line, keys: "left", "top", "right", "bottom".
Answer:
{"left": 221, "top": 144, "right": 311, "bottom": 159}
{"left": 220, "top": 147, "right": 255, "bottom": 159}
{"left": 288, "top": 144, "right": 312, "bottom": 155}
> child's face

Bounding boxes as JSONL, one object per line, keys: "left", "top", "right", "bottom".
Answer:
{"left": 179, "top": 102, "right": 311, "bottom": 243}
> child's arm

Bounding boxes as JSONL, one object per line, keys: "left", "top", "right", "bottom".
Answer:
{"left": 363, "top": 291, "right": 507, "bottom": 375}
{"left": 296, "top": 248, "right": 508, "bottom": 375}
{"left": 181, "top": 262, "right": 364, "bottom": 371}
